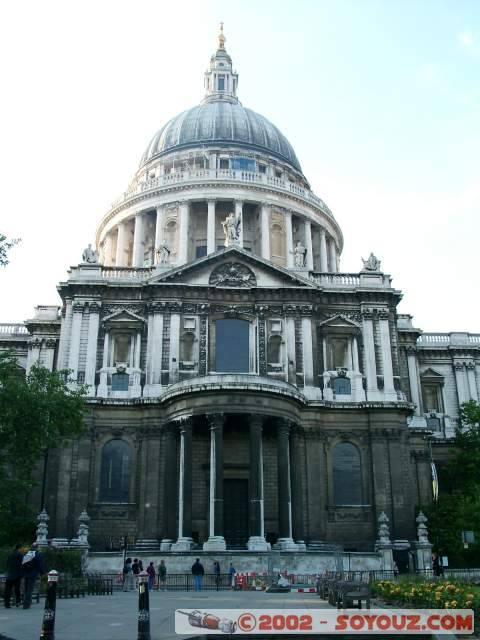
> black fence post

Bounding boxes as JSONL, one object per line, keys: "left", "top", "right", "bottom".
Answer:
{"left": 39, "top": 570, "right": 58, "bottom": 640}
{"left": 137, "top": 571, "right": 151, "bottom": 640}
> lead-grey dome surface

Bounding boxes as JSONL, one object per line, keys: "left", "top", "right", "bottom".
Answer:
{"left": 140, "top": 100, "right": 302, "bottom": 172}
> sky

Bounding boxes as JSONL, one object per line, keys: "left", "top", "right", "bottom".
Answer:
{"left": 0, "top": 0, "right": 479, "bottom": 331}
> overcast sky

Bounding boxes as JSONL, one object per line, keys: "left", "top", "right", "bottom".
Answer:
{"left": 1, "top": 0, "right": 479, "bottom": 331}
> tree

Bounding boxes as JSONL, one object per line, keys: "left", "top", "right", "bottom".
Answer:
{"left": 426, "top": 400, "right": 480, "bottom": 565}
{"left": 0, "top": 233, "right": 20, "bottom": 267}
{"left": 0, "top": 351, "right": 87, "bottom": 545}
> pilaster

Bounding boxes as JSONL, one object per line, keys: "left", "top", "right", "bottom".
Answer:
{"left": 320, "top": 229, "right": 328, "bottom": 272}
{"left": 260, "top": 203, "right": 271, "bottom": 260}
{"left": 132, "top": 212, "right": 145, "bottom": 267}
{"left": 84, "top": 302, "right": 100, "bottom": 393}
{"left": 207, "top": 200, "right": 216, "bottom": 255}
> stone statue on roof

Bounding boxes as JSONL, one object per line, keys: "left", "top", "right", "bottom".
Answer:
{"left": 362, "top": 252, "right": 381, "bottom": 272}
{"left": 222, "top": 212, "right": 241, "bottom": 246}
{"left": 82, "top": 244, "right": 99, "bottom": 264}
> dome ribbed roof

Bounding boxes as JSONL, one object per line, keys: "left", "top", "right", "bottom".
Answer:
{"left": 140, "top": 100, "right": 302, "bottom": 172}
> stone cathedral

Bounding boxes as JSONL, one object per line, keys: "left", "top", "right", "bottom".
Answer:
{"left": 2, "top": 28, "right": 479, "bottom": 561}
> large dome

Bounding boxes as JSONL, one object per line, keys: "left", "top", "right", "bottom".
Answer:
{"left": 140, "top": 100, "right": 302, "bottom": 172}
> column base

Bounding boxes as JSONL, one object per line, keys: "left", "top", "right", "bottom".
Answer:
{"left": 296, "top": 540, "right": 307, "bottom": 552}
{"left": 247, "top": 536, "right": 270, "bottom": 551}
{"left": 171, "top": 537, "right": 194, "bottom": 551}
{"left": 160, "top": 539, "right": 174, "bottom": 551}
{"left": 275, "top": 537, "right": 299, "bottom": 551}
{"left": 202, "top": 536, "right": 227, "bottom": 551}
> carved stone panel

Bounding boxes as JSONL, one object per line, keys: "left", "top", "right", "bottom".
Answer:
{"left": 198, "top": 315, "right": 207, "bottom": 376}
{"left": 209, "top": 262, "right": 256, "bottom": 288}
{"left": 258, "top": 318, "right": 266, "bottom": 376}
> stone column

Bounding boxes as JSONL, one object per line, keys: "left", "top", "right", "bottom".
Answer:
{"left": 379, "top": 311, "right": 397, "bottom": 400}
{"left": 276, "top": 420, "right": 298, "bottom": 550}
{"left": 161, "top": 425, "right": 177, "bottom": 550}
{"left": 286, "top": 316, "right": 296, "bottom": 385}
{"left": 154, "top": 205, "right": 165, "bottom": 263}
{"left": 235, "top": 200, "right": 244, "bottom": 247}
{"left": 290, "top": 427, "right": 305, "bottom": 546}
{"left": 145, "top": 309, "right": 163, "bottom": 391}
{"left": 43, "top": 339, "right": 56, "bottom": 371}
{"left": 406, "top": 346, "right": 422, "bottom": 415}
{"left": 84, "top": 302, "right": 100, "bottom": 392}
{"left": 132, "top": 212, "right": 145, "bottom": 267}
{"left": 454, "top": 362, "right": 469, "bottom": 405}
{"left": 169, "top": 313, "right": 180, "bottom": 383}
{"left": 203, "top": 414, "right": 226, "bottom": 550}
{"left": 260, "top": 203, "right": 270, "bottom": 260}
{"left": 116, "top": 222, "right": 127, "bottom": 267}
{"left": 68, "top": 302, "right": 83, "bottom": 383}
{"left": 320, "top": 229, "right": 328, "bottom": 272}
{"left": 26, "top": 338, "right": 42, "bottom": 374}
{"left": 302, "top": 316, "right": 314, "bottom": 387}
{"left": 103, "top": 232, "right": 113, "bottom": 266}
{"left": 466, "top": 362, "right": 478, "bottom": 402}
{"left": 172, "top": 418, "right": 194, "bottom": 550}
{"left": 178, "top": 202, "right": 190, "bottom": 264}
{"left": 97, "top": 330, "right": 109, "bottom": 395}
{"left": 247, "top": 416, "right": 269, "bottom": 550}
{"left": 328, "top": 237, "right": 337, "bottom": 273}
{"left": 285, "top": 210, "right": 294, "bottom": 268}
{"left": 304, "top": 219, "right": 314, "bottom": 271}
{"left": 207, "top": 200, "right": 216, "bottom": 254}
{"left": 57, "top": 299, "right": 73, "bottom": 369}
{"left": 362, "top": 311, "right": 380, "bottom": 400}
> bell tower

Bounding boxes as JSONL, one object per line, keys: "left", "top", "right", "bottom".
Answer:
{"left": 203, "top": 23, "right": 239, "bottom": 104}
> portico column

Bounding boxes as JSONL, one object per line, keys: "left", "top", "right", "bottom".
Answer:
{"left": 115, "top": 222, "right": 127, "bottom": 267}
{"left": 247, "top": 416, "right": 269, "bottom": 550}
{"left": 26, "top": 339, "right": 42, "bottom": 374}
{"left": 85, "top": 302, "right": 100, "bottom": 392}
{"left": 154, "top": 205, "right": 165, "bottom": 264}
{"left": 172, "top": 418, "right": 194, "bottom": 550}
{"left": 454, "top": 362, "right": 469, "bottom": 405}
{"left": 302, "top": 316, "right": 314, "bottom": 387}
{"left": 328, "top": 237, "right": 337, "bottom": 273}
{"left": 235, "top": 200, "right": 244, "bottom": 247}
{"left": 352, "top": 336, "right": 360, "bottom": 372}
{"left": 98, "top": 329, "right": 110, "bottom": 396}
{"left": 43, "top": 339, "right": 56, "bottom": 371}
{"left": 160, "top": 425, "right": 177, "bottom": 550}
{"left": 207, "top": 200, "right": 216, "bottom": 254}
{"left": 320, "top": 229, "right": 328, "bottom": 272}
{"left": 285, "top": 211, "right": 294, "bottom": 267}
{"left": 290, "top": 427, "right": 305, "bottom": 545}
{"left": 276, "top": 420, "right": 298, "bottom": 549}
{"left": 304, "top": 219, "right": 314, "bottom": 271}
{"left": 260, "top": 203, "right": 270, "bottom": 260}
{"left": 406, "top": 347, "right": 423, "bottom": 416}
{"left": 178, "top": 202, "right": 190, "bottom": 264}
{"left": 68, "top": 302, "right": 83, "bottom": 384}
{"left": 466, "top": 362, "right": 479, "bottom": 402}
{"left": 362, "top": 311, "right": 380, "bottom": 400}
{"left": 103, "top": 232, "right": 113, "bottom": 266}
{"left": 132, "top": 212, "right": 145, "bottom": 267}
{"left": 203, "top": 414, "right": 226, "bottom": 550}
{"left": 379, "top": 311, "right": 396, "bottom": 400}
{"left": 169, "top": 313, "right": 180, "bottom": 383}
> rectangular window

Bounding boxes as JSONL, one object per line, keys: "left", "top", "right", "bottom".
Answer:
{"left": 112, "top": 373, "right": 129, "bottom": 391}
{"left": 215, "top": 318, "right": 250, "bottom": 373}
{"left": 231, "top": 157, "right": 256, "bottom": 171}
{"left": 258, "top": 164, "right": 267, "bottom": 174}
{"left": 218, "top": 75, "right": 225, "bottom": 91}
{"left": 327, "top": 337, "right": 349, "bottom": 370}
{"left": 275, "top": 170, "right": 282, "bottom": 178}
{"left": 195, "top": 245, "right": 207, "bottom": 258}
{"left": 422, "top": 384, "right": 443, "bottom": 412}
{"left": 219, "top": 158, "right": 229, "bottom": 169}
{"left": 183, "top": 317, "right": 196, "bottom": 329}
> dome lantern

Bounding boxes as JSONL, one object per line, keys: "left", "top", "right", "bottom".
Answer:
{"left": 203, "top": 23, "right": 239, "bottom": 105}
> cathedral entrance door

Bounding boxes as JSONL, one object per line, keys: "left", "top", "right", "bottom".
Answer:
{"left": 223, "top": 479, "right": 249, "bottom": 548}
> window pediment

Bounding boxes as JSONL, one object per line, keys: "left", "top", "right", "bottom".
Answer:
{"left": 102, "top": 309, "right": 145, "bottom": 329}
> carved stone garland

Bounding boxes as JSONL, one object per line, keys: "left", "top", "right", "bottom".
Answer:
{"left": 209, "top": 262, "right": 256, "bottom": 288}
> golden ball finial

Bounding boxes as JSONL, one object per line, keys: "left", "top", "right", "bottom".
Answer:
{"left": 218, "top": 22, "right": 226, "bottom": 49}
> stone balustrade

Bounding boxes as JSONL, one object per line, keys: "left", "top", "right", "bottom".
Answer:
{"left": 0, "top": 323, "right": 28, "bottom": 334}
{"left": 110, "top": 167, "right": 333, "bottom": 218}
{"left": 417, "top": 333, "right": 480, "bottom": 346}
{"left": 309, "top": 272, "right": 392, "bottom": 289}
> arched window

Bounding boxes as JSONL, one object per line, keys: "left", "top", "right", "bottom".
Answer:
{"left": 100, "top": 440, "right": 131, "bottom": 502}
{"left": 334, "top": 377, "right": 351, "bottom": 395}
{"left": 333, "top": 442, "right": 361, "bottom": 505}
{"left": 267, "top": 335, "right": 282, "bottom": 364}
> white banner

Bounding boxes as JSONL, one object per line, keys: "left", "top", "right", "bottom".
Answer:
{"left": 175, "top": 608, "right": 474, "bottom": 635}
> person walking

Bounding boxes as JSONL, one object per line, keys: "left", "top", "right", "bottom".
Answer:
{"left": 122, "top": 558, "right": 134, "bottom": 591}
{"left": 146, "top": 562, "right": 156, "bottom": 590}
{"left": 213, "top": 560, "right": 221, "bottom": 591}
{"left": 4, "top": 544, "right": 23, "bottom": 608}
{"left": 432, "top": 552, "right": 444, "bottom": 577}
{"left": 158, "top": 560, "right": 167, "bottom": 591}
{"left": 21, "top": 543, "right": 45, "bottom": 609}
{"left": 132, "top": 558, "right": 140, "bottom": 588}
{"left": 228, "top": 562, "right": 236, "bottom": 590}
{"left": 191, "top": 558, "right": 205, "bottom": 592}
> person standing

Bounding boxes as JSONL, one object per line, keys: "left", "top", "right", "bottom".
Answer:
{"left": 191, "top": 558, "right": 205, "bottom": 592}
{"left": 4, "top": 544, "right": 23, "bottom": 608}
{"left": 158, "top": 560, "right": 167, "bottom": 591}
{"left": 21, "top": 543, "right": 45, "bottom": 609}
{"left": 132, "top": 558, "right": 140, "bottom": 588}
{"left": 122, "top": 558, "right": 134, "bottom": 591}
{"left": 146, "top": 562, "right": 156, "bottom": 590}
{"left": 432, "top": 552, "right": 444, "bottom": 577}
{"left": 213, "top": 561, "right": 221, "bottom": 591}
{"left": 228, "top": 562, "right": 236, "bottom": 590}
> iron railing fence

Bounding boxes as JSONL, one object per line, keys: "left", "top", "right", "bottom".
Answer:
{"left": 93, "top": 572, "right": 236, "bottom": 591}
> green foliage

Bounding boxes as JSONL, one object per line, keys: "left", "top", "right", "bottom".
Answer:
{"left": 0, "top": 546, "right": 84, "bottom": 577}
{"left": 426, "top": 400, "right": 480, "bottom": 565}
{"left": 0, "top": 234, "right": 20, "bottom": 266}
{"left": 0, "top": 351, "right": 87, "bottom": 545}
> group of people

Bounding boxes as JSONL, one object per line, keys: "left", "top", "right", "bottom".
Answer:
{"left": 191, "top": 558, "right": 237, "bottom": 592}
{"left": 122, "top": 558, "right": 167, "bottom": 591}
{"left": 4, "top": 543, "right": 45, "bottom": 609}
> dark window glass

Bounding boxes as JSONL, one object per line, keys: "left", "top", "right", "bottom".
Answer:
{"left": 195, "top": 245, "right": 207, "bottom": 258}
{"left": 333, "top": 442, "right": 361, "bottom": 505}
{"left": 218, "top": 76, "right": 225, "bottom": 90}
{"left": 334, "top": 377, "right": 351, "bottom": 395}
{"left": 215, "top": 318, "right": 249, "bottom": 373}
{"left": 112, "top": 373, "right": 129, "bottom": 391}
{"left": 100, "top": 440, "right": 131, "bottom": 502}
{"left": 426, "top": 417, "right": 441, "bottom": 431}
{"left": 258, "top": 164, "right": 267, "bottom": 174}
{"left": 219, "top": 158, "right": 229, "bottom": 169}
{"left": 422, "top": 383, "right": 443, "bottom": 412}
{"left": 267, "top": 335, "right": 282, "bottom": 363}
{"left": 231, "top": 157, "right": 256, "bottom": 171}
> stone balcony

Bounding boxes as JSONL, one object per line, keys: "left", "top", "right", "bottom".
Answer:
{"left": 417, "top": 333, "right": 480, "bottom": 348}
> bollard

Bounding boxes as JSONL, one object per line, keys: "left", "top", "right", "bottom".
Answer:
{"left": 137, "top": 571, "right": 151, "bottom": 640}
{"left": 40, "top": 570, "right": 58, "bottom": 640}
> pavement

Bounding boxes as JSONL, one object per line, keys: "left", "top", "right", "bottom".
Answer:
{"left": 0, "top": 589, "right": 332, "bottom": 640}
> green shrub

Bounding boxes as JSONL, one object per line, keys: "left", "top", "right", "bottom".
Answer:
{"left": 0, "top": 546, "right": 84, "bottom": 577}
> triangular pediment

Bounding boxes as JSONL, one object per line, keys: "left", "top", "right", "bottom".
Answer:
{"left": 102, "top": 309, "right": 145, "bottom": 327}
{"left": 420, "top": 367, "right": 444, "bottom": 380}
{"left": 147, "top": 247, "right": 316, "bottom": 289}
{"left": 318, "top": 314, "right": 361, "bottom": 329}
